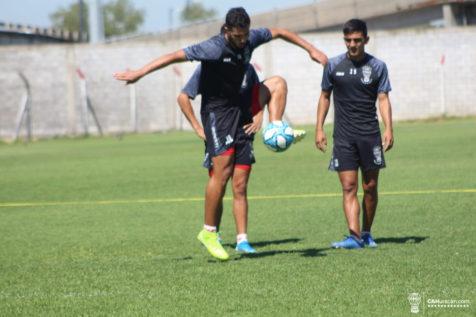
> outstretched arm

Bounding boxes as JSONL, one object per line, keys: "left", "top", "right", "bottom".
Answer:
{"left": 177, "top": 92, "right": 205, "bottom": 140}
{"left": 315, "top": 90, "right": 331, "bottom": 152}
{"left": 269, "top": 28, "right": 328, "bottom": 65}
{"left": 378, "top": 92, "right": 394, "bottom": 152}
{"left": 114, "top": 49, "right": 187, "bottom": 84}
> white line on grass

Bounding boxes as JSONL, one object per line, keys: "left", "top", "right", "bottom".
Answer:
{"left": 0, "top": 188, "right": 475, "bottom": 208}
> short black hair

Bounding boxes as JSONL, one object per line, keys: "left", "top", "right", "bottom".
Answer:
{"left": 225, "top": 7, "right": 250, "bottom": 29}
{"left": 343, "top": 19, "right": 368, "bottom": 37}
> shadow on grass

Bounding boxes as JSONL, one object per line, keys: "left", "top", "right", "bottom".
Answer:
{"left": 234, "top": 247, "right": 329, "bottom": 260}
{"left": 177, "top": 236, "right": 429, "bottom": 262}
{"left": 222, "top": 238, "right": 302, "bottom": 248}
{"left": 375, "top": 236, "right": 428, "bottom": 244}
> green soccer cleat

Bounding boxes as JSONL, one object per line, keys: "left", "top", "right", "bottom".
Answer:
{"left": 293, "top": 129, "right": 306, "bottom": 143}
{"left": 197, "top": 229, "right": 229, "bottom": 261}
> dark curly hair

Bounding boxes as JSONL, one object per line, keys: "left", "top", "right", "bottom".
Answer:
{"left": 225, "top": 7, "right": 250, "bottom": 29}
{"left": 343, "top": 19, "right": 368, "bottom": 37}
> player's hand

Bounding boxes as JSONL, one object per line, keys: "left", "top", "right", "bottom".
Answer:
{"left": 309, "top": 49, "right": 328, "bottom": 66}
{"left": 382, "top": 129, "right": 394, "bottom": 152}
{"left": 196, "top": 126, "right": 206, "bottom": 141}
{"left": 243, "top": 122, "right": 260, "bottom": 135}
{"left": 244, "top": 114, "right": 263, "bottom": 135}
{"left": 315, "top": 129, "right": 327, "bottom": 152}
{"left": 113, "top": 69, "right": 144, "bottom": 84}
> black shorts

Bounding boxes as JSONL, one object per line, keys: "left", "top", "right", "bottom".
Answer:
{"left": 329, "top": 135, "right": 385, "bottom": 172}
{"left": 202, "top": 107, "right": 255, "bottom": 169}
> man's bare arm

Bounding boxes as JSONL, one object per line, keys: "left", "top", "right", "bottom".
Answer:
{"left": 114, "top": 50, "right": 187, "bottom": 84}
{"left": 378, "top": 92, "right": 394, "bottom": 152}
{"left": 269, "top": 28, "right": 328, "bottom": 65}
{"left": 315, "top": 90, "right": 332, "bottom": 152}
{"left": 177, "top": 92, "right": 205, "bottom": 140}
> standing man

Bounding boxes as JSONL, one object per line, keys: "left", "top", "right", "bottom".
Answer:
{"left": 315, "top": 19, "right": 393, "bottom": 249}
{"left": 178, "top": 63, "right": 295, "bottom": 254}
{"left": 115, "top": 7, "right": 327, "bottom": 260}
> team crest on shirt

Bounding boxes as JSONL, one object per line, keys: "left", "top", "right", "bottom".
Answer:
{"left": 361, "top": 65, "right": 373, "bottom": 84}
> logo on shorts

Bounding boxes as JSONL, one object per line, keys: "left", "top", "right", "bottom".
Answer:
{"left": 203, "top": 152, "right": 209, "bottom": 164}
{"left": 373, "top": 145, "right": 382, "bottom": 165}
{"left": 334, "top": 158, "right": 339, "bottom": 168}
{"left": 211, "top": 127, "right": 220, "bottom": 150}
{"left": 241, "top": 74, "right": 248, "bottom": 88}
{"left": 225, "top": 135, "right": 234, "bottom": 145}
{"left": 210, "top": 113, "right": 220, "bottom": 151}
{"left": 361, "top": 65, "right": 373, "bottom": 84}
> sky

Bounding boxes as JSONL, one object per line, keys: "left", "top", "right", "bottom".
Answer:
{"left": 0, "top": 0, "right": 315, "bottom": 33}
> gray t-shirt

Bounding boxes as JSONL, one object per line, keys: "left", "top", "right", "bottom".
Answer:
{"left": 321, "top": 53, "right": 391, "bottom": 138}
{"left": 183, "top": 28, "right": 271, "bottom": 114}
{"left": 182, "top": 64, "right": 260, "bottom": 124}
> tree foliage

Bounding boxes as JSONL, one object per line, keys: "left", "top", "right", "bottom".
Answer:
{"left": 181, "top": 1, "right": 217, "bottom": 23}
{"left": 103, "top": 0, "right": 144, "bottom": 37}
{"left": 49, "top": 0, "right": 144, "bottom": 38}
{"left": 50, "top": 2, "right": 87, "bottom": 33}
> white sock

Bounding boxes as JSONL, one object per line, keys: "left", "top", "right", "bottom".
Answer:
{"left": 203, "top": 224, "right": 217, "bottom": 232}
{"left": 236, "top": 233, "right": 248, "bottom": 244}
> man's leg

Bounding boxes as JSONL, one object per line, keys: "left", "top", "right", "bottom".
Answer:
{"left": 357, "top": 134, "right": 385, "bottom": 247}
{"left": 260, "top": 76, "right": 286, "bottom": 122}
{"left": 208, "top": 169, "right": 224, "bottom": 238}
{"left": 231, "top": 166, "right": 250, "bottom": 236}
{"left": 230, "top": 133, "right": 257, "bottom": 253}
{"left": 215, "top": 201, "right": 223, "bottom": 231}
{"left": 230, "top": 165, "right": 256, "bottom": 253}
{"left": 361, "top": 169, "right": 379, "bottom": 247}
{"left": 338, "top": 170, "right": 361, "bottom": 238}
{"left": 362, "top": 169, "right": 379, "bottom": 231}
{"left": 204, "top": 154, "right": 234, "bottom": 227}
{"left": 331, "top": 170, "right": 364, "bottom": 249}
{"left": 260, "top": 76, "right": 305, "bottom": 142}
{"left": 197, "top": 153, "right": 234, "bottom": 260}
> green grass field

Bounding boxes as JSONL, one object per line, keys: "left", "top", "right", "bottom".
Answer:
{"left": 1, "top": 117, "right": 475, "bottom": 316}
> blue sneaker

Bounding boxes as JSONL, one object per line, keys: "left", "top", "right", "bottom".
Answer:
{"left": 362, "top": 232, "right": 377, "bottom": 248}
{"left": 235, "top": 240, "right": 257, "bottom": 253}
{"left": 331, "top": 235, "right": 364, "bottom": 249}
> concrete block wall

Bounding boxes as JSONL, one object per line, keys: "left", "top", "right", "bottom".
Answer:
{"left": 0, "top": 26, "right": 475, "bottom": 140}
{"left": 250, "top": 27, "right": 476, "bottom": 124}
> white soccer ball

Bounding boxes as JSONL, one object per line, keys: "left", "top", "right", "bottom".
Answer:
{"left": 262, "top": 121, "right": 294, "bottom": 152}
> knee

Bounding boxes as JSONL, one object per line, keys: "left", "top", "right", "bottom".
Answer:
{"left": 362, "top": 180, "right": 378, "bottom": 195}
{"left": 212, "top": 167, "right": 233, "bottom": 187}
{"left": 232, "top": 180, "right": 247, "bottom": 198}
{"left": 341, "top": 181, "right": 358, "bottom": 195}
{"left": 267, "top": 76, "right": 287, "bottom": 93}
